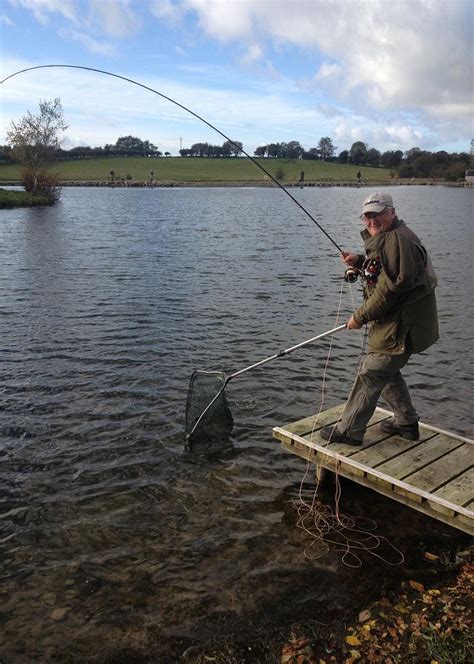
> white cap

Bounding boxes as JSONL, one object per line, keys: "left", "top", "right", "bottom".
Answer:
{"left": 362, "top": 192, "right": 394, "bottom": 214}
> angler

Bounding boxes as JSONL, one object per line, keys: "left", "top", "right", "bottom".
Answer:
{"left": 321, "top": 192, "right": 439, "bottom": 446}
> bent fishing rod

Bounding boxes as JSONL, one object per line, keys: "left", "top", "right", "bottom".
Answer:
{"left": 1, "top": 64, "right": 342, "bottom": 253}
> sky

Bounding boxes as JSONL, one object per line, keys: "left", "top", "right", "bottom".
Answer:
{"left": 0, "top": 0, "right": 472, "bottom": 157}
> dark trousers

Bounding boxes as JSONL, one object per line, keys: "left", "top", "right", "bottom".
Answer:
{"left": 339, "top": 351, "right": 419, "bottom": 440}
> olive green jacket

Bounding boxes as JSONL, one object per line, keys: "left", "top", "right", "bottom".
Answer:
{"left": 353, "top": 218, "right": 439, "bottom": 354}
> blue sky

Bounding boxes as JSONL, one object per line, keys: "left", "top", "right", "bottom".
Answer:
{"left": 0, "top": 0, "right": 472, "bottom": 156}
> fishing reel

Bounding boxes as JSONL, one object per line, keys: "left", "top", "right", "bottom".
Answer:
{"left": 344, "top": 267, "right": 360, "bottom": 283}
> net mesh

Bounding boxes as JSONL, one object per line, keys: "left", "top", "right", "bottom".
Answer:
{"left": 185, "top": 370, "right": 233, "bottom": 448}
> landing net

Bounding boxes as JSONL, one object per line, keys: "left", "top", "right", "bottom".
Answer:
{"left": 185, "top": 370, "right": 233, "bottom": 450}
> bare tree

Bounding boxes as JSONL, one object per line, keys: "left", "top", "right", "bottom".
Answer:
{"left": 7, "top": 98, "right": 68, "bottom": 200}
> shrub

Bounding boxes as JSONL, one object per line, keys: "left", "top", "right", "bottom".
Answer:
{"left": 21, "top": 168, "right": 61, "bottom": 203}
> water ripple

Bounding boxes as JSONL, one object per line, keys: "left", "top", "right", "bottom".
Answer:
{"left": 0, "top": 185, "right": 472, "bottom": 662}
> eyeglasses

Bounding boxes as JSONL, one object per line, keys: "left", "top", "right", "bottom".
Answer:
{"left": 361, "top": 208, "right": 387, "bottom": 221}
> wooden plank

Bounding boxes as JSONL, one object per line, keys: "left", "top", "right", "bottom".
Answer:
{"left": 457, "top": 513, "right": 474, "bottom": 533}
{"left": 280, "top": 440, "right": 474, "bottom": 536}
{"left": 281, "top": 404, "right": 344, "bottom": 436}
{"left": 431, "top": 467, "right": 474, "bottom": 508}
{"left": 301, "top": 409, "right": 391, "bottom": 454}
{"left": 319, "top": 436, "right": 388, "bottom": 473}
{"left": 288, "top": 416, "right": 390, "bottom": 478}
{"left": 375, "top": 434, "right": 463, "bottom": 479}
{"left": 403, "top": 444, "right": 472, "bottom": 492}
{"left": 274, "top": 426, "right": 474, "bottom": 516}
{"left": 348, "top": 436, "right": 429, "bottom": 468}
{"left": 283, "top": 404, "right": 391, "bottom": 438}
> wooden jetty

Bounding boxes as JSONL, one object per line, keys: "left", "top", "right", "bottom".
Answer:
{"left": 273, "top": 405, "right": 473, "bottom": 536}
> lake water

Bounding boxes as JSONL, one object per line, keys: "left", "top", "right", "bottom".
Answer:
{"left": 0, "top": 185, "right": 472, "bottom": 662}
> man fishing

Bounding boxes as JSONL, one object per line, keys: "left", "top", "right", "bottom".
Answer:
{"left": 321, "top": 192, "right": 439, "bottom": 446}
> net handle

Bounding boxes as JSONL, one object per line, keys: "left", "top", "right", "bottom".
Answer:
{"left": 229, "top": 324, "right": 347, "bottom": 380}
{"left": 186, "top": 324, "right": 346, "bottom": 442}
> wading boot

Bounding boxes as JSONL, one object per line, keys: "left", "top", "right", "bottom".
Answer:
{"left": 380, "top": 419, "right": 419, "bottom": 441}
{"left": 320, "top": 425, "right": 362, "bottom": 446}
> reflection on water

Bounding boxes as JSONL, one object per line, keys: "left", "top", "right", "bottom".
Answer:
{"left": 0, "top": 185, "right": 472, "bottom": 662}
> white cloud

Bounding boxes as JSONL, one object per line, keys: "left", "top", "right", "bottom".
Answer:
{"left": 333, "top": 118, "right": 426, "bottom": 152}
{"left": 316, "top": 103, "right": 344, "bottom": 118}
{"left": 7, "top": 0, "right": 76, "bottom": 24}
{"left": 240, "top": 43, "right": 263, "bottom": 65}
{"left": 165, "top": 0, "right": 472, "bottom": 136}
{"left": 315, "top": 62, "right": 343, "bottom": 83}
{"left": 149, "top": 0, "right": 185, "bottom": 24}
{"left": 59, "top": 29, "right": 117, "bottom": 57}
{"left": 0, "top": 14, "right": 15, "bottom": 26}
{"left": 8, "top": 0, "right": 140, "bottom": 41}
{"left": 87, "top": 0, "right": 141, "bottom": 38}
{"left": 185, "top": 0, "right": 254, "bottom": 41}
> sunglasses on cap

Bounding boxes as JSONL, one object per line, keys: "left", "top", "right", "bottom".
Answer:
{"left": 361, "top": 208, "right": 387, "bottom": 220}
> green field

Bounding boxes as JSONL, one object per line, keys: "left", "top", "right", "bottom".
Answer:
{"left": 0, "top": 157, "right": 393, "bottom": 183}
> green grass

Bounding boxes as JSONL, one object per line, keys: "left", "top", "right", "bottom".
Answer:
{"left": 0, "top": 188, "right": 51, "bottom": 208}
{"left": 421, "top": 633, "right": 474, "bottom": 664}
{"left": 0, "top": 157, "right": 393, "bottom": 183}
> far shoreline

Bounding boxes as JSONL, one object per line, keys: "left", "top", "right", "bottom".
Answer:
{"left": 1, "top": 179, "right": 470, "bottom": 189}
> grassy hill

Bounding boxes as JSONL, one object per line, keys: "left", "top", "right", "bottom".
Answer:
{"left": 0, "top": 157, "right": 394, "bottom": 184}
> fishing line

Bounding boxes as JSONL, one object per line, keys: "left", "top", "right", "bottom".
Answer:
{"left": 0, "top": 63, "right": 343, "bottom": 252}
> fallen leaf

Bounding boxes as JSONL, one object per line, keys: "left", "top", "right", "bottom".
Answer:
{"left": 424, "top": 552, "right": 439, "bottom": 561}
{"left": 358, "top": 609, "right": 371, "bottom": 622}
{"left": 345, "top": 635, "right": 361, "bottom": 646}
{"left": 395, "top": 603, "right": 409, "bottom": 613}
{"left": 344, "top": 651, "right": 361, "bottom": 664}
{"left": 409, "top": 580, "right": 425, "bottom": 592}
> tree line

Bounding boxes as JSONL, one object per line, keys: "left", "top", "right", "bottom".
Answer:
{"left": 0, "top": 136, "right": 244, "bottom": 161}
{"left": 1, "top": 133, "right": 469, "bottom": 181}
{"left": 2, "top": 132, "right": 469, "bottom": 180}
{"left": 251, "top": 138, "right": 469, "bottom": 180}
{"left": 1, "top": 134, "right": 167, "bottom": 162}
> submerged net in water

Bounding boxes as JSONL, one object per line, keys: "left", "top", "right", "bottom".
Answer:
{"left": 185, "top": 370, "right": 233, "bottom": 450}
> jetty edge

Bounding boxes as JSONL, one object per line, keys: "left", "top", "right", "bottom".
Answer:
{"left": 273, "top": 404, "right": 473, "bottom": 535}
